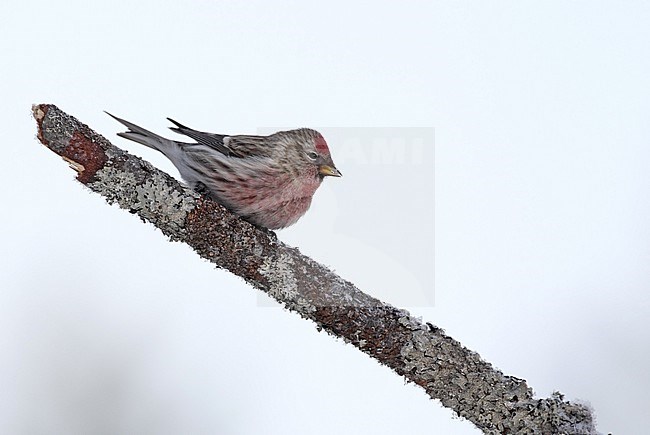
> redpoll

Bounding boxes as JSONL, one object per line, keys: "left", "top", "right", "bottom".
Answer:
{"left": 107, "top": 113, "right": 341, "bottom": 229}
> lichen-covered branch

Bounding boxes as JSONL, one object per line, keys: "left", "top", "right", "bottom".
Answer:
{"left": 32, "top": 104, "right": 598, "bottom": 434}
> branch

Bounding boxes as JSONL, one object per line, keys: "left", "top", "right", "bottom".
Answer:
{"left": 32, "top": 104, "right": 598, "bottom": 434}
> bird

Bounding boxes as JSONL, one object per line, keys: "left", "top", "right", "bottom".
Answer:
{"left": 106, "top": 113, "right": 341, "bottom": 229}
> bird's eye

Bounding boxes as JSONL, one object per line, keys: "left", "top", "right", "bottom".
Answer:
{"left": 307, "top": 152, "right": 319, "bottom": 160}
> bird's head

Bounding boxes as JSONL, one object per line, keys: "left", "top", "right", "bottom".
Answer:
{"left": 296, "top": 129, "right": 342, "bottom": 179}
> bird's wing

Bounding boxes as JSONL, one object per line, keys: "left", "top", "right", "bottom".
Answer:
{"left": 167, "top": 119, "right": 274, "bottom": 158}
{"left": 167, "top": 118, "right": 232, "bottom": 156}
{"left": 222, "top": 135, "right": 274, "bottom": 158}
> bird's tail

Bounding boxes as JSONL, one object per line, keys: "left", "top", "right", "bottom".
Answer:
{"left": 105, "top": 111, "right": 178, "bottom": 156}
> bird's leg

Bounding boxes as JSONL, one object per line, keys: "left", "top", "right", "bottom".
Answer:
{"left": 193, "top": 181, "right": 211, "bottom": 196}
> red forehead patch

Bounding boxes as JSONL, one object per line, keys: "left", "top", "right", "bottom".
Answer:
{"left": 315, "top": 134, "right": 329, "bottom": 153}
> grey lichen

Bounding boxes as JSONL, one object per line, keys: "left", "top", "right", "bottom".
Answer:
{"left": 399, "top": 324, "right": 598, "bottom": 434}
{"left": 89, "top": 164, "right": 197, "bottom": 240}
{"left": 259, "top": 252, "right": 299, "bottom": 298}
{"left": 35, "top": 104, "right": 75, "bottom": 152}
{"left": 259, "top": 251, "right": 316, "bottom": 314}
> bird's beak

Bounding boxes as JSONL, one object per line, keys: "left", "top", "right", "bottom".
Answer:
{"left": 319, "top": 165, "right": 342, "bottom": 177}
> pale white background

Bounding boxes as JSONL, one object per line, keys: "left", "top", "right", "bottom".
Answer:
{"left": 2, "top": 1, "right": 649, "bottom": 434}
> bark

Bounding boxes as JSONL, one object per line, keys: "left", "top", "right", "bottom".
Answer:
{"left": 32, "top": 103, "right": 598, "bottom": 434}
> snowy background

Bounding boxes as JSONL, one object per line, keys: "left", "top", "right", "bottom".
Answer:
{"left": 2, "top": 1, "right": 649, "bottom": 433}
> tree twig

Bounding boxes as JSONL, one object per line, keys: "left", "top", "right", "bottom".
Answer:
{"left": 32, "top": 103, "right": 598, "bottom": 434}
